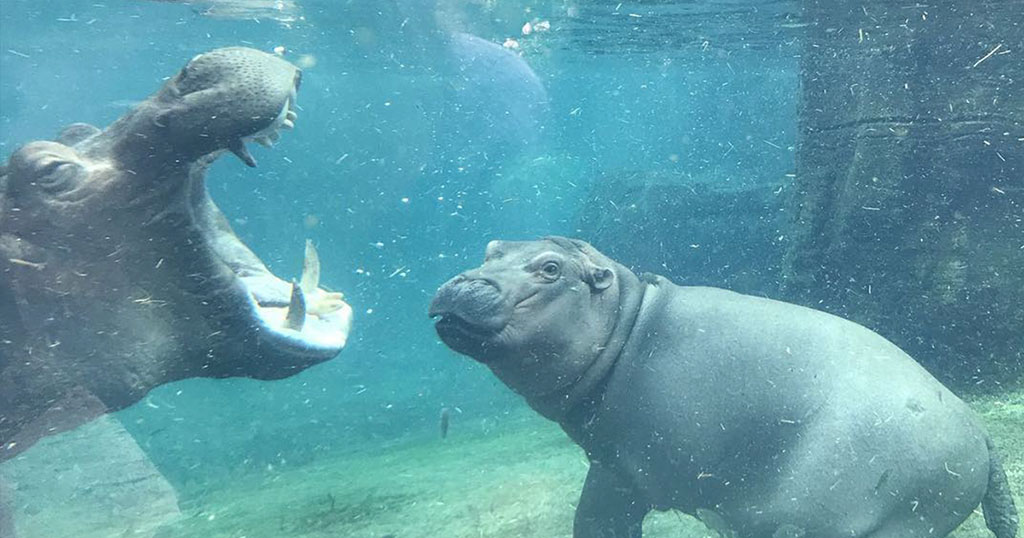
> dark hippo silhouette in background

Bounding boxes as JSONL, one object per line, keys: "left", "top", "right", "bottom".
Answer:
{"left": 430, "top": 237, "right": 1018, "bottom": 538}
{"left": 0, "top": 47, "right": 352, "bottom": 460}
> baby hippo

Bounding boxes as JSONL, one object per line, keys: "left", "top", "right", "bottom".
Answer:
{"left": 429, "top": 237, "right": 1018, "bottom": 538}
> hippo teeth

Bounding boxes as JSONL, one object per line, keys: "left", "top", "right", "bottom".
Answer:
{"left": 284, "top": 281, "right": 307, "bottom": 331}
{"left": 296, "top": 239, "right": 348, "bottom": 317}
{"left": 228, "top": 138, "right": 257, "bottom": 167}
{"left": 231, "top": 95, "right": 298, "bottom": 166}
{"left": 272, "top": 240, "right": 349, "bottom": 334}
{"left": 299, "top": 239, "right": 320, "bottom": 296}
{"left": 253, "top": 131, "right": 280, "bottom": 148}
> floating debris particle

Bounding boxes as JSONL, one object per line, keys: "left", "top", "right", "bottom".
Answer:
{"left": 439, "top": 407, "right": 451, "bottom": 439}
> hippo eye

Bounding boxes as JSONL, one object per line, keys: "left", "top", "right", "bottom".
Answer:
{"left": 540, "top": 261, "right": 561, "bottom": 280}
{"left": 34, "top": 159, "right": 84, "bottom": 193}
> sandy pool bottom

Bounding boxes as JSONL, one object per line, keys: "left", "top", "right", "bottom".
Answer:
{"left": 168, "top": 393, "right": 1024, "bottom": 538}
{"left": 4, "top": 392, "right": 1022, "bottom": 538}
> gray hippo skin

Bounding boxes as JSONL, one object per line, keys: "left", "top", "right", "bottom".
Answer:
{"left": 0, "top": 47, "right": 352, "bottom": 460}
{"left": 430, "top": 237, "right": 1018, "bottom": 538}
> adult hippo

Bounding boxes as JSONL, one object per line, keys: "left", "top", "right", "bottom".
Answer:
{"left": 0, "top": 47, "right": 352, "bottom": 460}
{"left": 429, "top": 237, "right": 1018, "bottom": 538}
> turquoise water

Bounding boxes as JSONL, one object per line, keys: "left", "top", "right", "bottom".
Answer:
{"left": 1, "top": 1, "right": 1020, "bottom": 537}
{"left": 4, "top": 0, "right": 796, "bottom": 479}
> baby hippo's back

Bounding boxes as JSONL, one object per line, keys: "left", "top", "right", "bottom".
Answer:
{"left": 594, "top": 283, "right": 994, "bottom": 537}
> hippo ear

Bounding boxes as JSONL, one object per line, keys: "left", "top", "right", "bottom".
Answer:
{"left": 152, "top": 108, "right": 172, "bottom": 129}
{"left": 586, "top": 264, "right": 614, "bottom": 291}
{"left": 56, "top": 123, "right": 101, "bottom": 147}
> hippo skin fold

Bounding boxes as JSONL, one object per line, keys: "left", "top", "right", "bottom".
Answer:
{"left": 431, "top": 237, "right": 1018, "bottom": 538}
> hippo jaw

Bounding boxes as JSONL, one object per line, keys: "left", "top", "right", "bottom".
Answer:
{"left": 102, "top": 47, "right": 303, "bottom": 169}
{"left": 0, "top": 46, "right": 351, "bottom": 431}
{"left": 138, "top": 48, "right": 353, "bottom": 361}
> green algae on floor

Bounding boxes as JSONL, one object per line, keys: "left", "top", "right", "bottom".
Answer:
{"left": 155, "top": 409, "right": 719, "bottom": 538}
{"left": 158, "top": 414, "right": 590, "bottom": 538}
{"left": 155, "top": 390, "right": 1023, "bottom": 538}
{"left": 3, "top": 390, "right": 1020, "bottom": 538}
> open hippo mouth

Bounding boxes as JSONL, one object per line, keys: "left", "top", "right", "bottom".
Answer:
{"left": 0, "top": 47, "right": 356, "bottom": 459}
{"left": 145, "top": 47, "right": 353, "bottom": 363}
{"left": 157, "top": 48, "right": 353, "bottom": 363}
{"left": 1, "top": 47, "right": 352, "bottom": 379}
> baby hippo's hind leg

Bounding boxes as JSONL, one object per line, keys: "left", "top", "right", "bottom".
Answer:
{"left": 754, "top": 414, "right": 990, "bottom": 538}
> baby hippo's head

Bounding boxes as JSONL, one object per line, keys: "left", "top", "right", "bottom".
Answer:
{"left": 430, "top": 237, "right": 626, "bottom": 398}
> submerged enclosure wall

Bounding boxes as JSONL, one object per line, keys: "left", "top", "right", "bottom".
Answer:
{"left": 784, "top": 1, "right": 1023, "bottom": 384}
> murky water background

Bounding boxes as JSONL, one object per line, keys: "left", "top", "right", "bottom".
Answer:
{"left": 1, "top": 1, "right": 1020, "bottom": 537}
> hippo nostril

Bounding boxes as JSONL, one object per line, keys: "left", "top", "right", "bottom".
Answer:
{"left": 466, "top": 278, "right": 502, "bottom": 300}
{"left": 458, "top": 272, "right": 500, "bottom": 292}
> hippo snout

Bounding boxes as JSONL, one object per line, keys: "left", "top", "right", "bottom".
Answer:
{"left": 429, "top": 276, "right": 509, "bottom": 336}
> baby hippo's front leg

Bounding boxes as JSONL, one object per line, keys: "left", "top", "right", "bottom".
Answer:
{"left": 574, "top": 463, "right": 647, "bottom": 538}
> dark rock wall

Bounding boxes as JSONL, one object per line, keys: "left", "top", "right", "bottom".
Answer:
{"left": 576, "top": 174, "right": 788, "bottom": 297}
{"left": 784, "top": 1, "right": 1023, "bottom": 384}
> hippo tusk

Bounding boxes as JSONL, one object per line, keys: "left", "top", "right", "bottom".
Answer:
{"left": 228, "top": 138, "right": 257, "bottom": 167}
{"left": 283, "top": 280, "right": 306, "bottom": 331}
{"left": 298, "top": 240, "right": 347, "bottom": 317}
{"left": 236, "top": 96, "right": 294, "bottom": 160}
{"left": 299, "top": 239, "right": 320, "bottom": 295}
